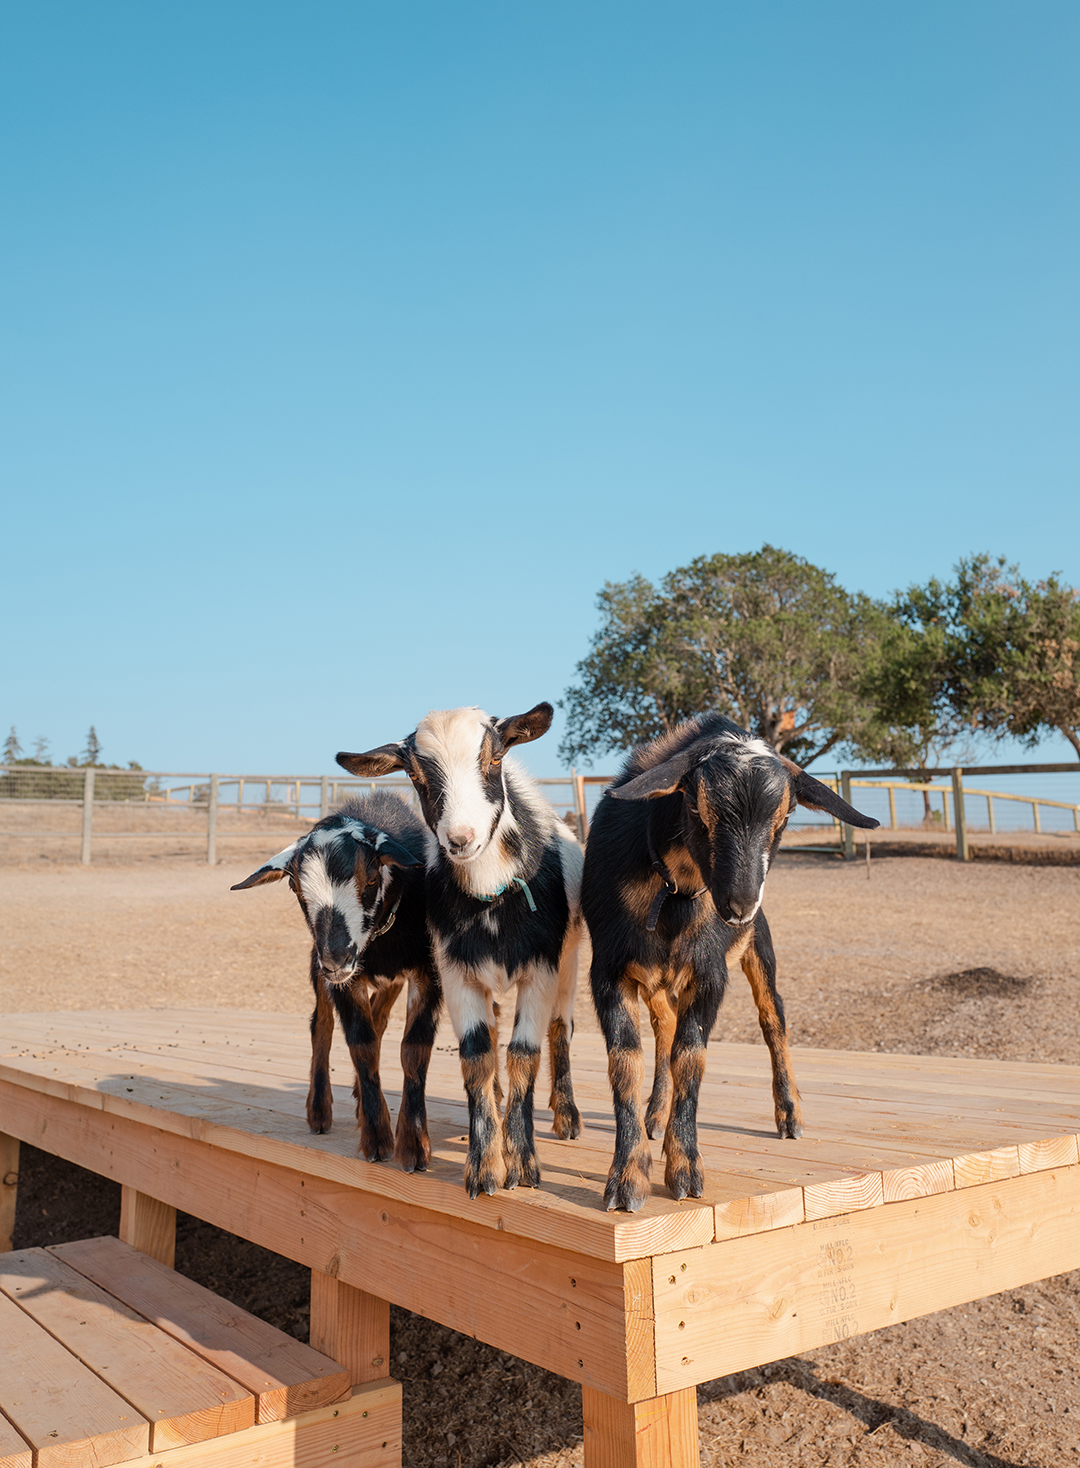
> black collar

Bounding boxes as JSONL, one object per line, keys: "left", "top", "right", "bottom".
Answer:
{"left": 645, "top": 821, "right": 707, "bottom": 933}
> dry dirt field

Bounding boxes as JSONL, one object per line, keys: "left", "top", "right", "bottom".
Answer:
{"left": 2, "top": 849, "right": 1079, "bottom": 1468}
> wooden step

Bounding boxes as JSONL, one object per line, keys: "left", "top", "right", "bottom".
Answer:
{"left": 51, "top": 1236, "right": 351, "bottom": 1422}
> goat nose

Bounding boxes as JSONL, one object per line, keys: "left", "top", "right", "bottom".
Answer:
{"left": 446, "top": 826, "right": 476, "bottom": 850}
{"left": 725, "top": 895, "right": 755, "bottom": 923}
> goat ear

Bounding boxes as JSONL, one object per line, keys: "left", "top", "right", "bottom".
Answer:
{"left": 231, "top": 839, "right": 300, "bottom": 890}
{"left": 347, "top": 823, "right": 422, "bottom": 870}
{"left": 791, "top": 771, "right": 880, "bottom": 830}
{"left": 336, "top": 744, "right": 407, "bottom": 777}
{"left": 608, "top": 748, "right": 697, "bottom": 801}
{"left": 494, "top": 702, "right": 553, "bottom": 749}
{"left": 374, "top": 835, "right": 422, "bottom": 869}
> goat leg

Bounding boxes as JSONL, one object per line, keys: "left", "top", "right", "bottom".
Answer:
{"left": 546, "top": 922, "right": 581, "bottom": 1138}
{"left": 597, "top": 975, "right": 652, "bottom": 1212}
{"left": 742, "top": 914, "right": 803, "bottom": 1139}
{"left": 395, "top": 966, "right": 440, "bottom": 1173}
{"left": 334, "top": 983, "right": 395, "bottom": 1162}
{"left": 306, "top": 949, "right": 335, "bottom": 1134}
{"left": 662, "top": 979, "right": 722, "bottom": 1200}
{"left": 503, "top": 1041, "right": 542, "bottom": 1188}
{"left": 459, "top": 1024, "right": 507, "bottom": 1196}
{"left": 643, "top": 987, "right": 677, "bottom": 1140}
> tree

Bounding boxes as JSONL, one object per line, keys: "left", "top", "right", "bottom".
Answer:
{"left": 560, "top": 545, "right": 887, "bottom": 767}
{"left": 2, "top": 727, "right": 22, "bottom": 764}
{"left": 949, "top": 555, "right": 1080, "bottom": 760}
{"left": 31, "top": 734, "right": 50, "bottom": 763}
{"left": 81, "top": 726, "right": 102, "bottom": 766}
{"left": 845, "top": 582, "right": 971, "bottom": 819}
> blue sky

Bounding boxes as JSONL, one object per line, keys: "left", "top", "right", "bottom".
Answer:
{"left": 2, "top": 2, "right": 1077, "bottom": 776}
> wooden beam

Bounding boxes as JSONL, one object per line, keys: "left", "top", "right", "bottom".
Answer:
{"left": 0, "top": 1133, "right": 17, "bottom": 1253}
{"left": 651, "top": 1162, "right": 1080, "bottom": 1394}
{"left": 309, "top": 1272, "right": 390, "bottom": 1385}
{"left": 119, "top": 1186, "right": 177, "bottom": 1267}
{"left": 582, "top": 1385, "right": 698, "bottom": 1468}
{"left": 0, "top": 1083, "right": 637, "bottom": 1399}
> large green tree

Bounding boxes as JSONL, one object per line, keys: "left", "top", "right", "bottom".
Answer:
{"left": 560, "top": 545, "right": 886, "bottom": 767}
{"left": 948, "top": 555, "right": 1080, "bottom": 760}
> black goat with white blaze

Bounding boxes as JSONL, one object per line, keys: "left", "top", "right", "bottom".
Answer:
{"left": 337, "top": 702, "right": 583, "bottom": 1198}
{"left": 582, "top": 715, "right": 880, "bottom": 1212}
{"left": 232, "top": 792, "right": 441, "bottom": 1173}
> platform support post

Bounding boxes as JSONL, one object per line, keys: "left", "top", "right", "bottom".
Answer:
{"left": 582, "top": 1385, "right": 698, "bottom": 1468}
{"left": 119, "top": 1185, "right": 176, "bottom": 1267}
{"left": 0, "top": 1134, "right": 18, "bottom": 1252}
{"left": 310, "top": 1271, "right": 390, "bottom": 1385}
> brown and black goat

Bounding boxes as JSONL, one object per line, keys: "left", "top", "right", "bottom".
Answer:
{"left": 232, "top": 791, "right": 441, "bottom": 1173}
{"left": 581, "top": 714, "right": 879, "bottom": 1211}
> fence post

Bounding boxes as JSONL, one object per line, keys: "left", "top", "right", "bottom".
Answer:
{"left": 941, "top": 788, "right": 950, "bottom": 831}
{"left": 951, "top": 768, "right": 969, "bottom": 862}
{"left": 840, "top": 772, "right": 855, "bottom": 859}
{"left": 888, "top": 785, "right": 897, "bottom": 830}
{"left": 571, "top": 769, "right": 588, "bottom": 843}
{"left": 207, "top": 775, "right": 219, "bottom": 865}
{"left": 81, "top": 767, "right": 95, "bottom": 866}
{"left": 320, "top": 775, "right": 329, "bottom": 820}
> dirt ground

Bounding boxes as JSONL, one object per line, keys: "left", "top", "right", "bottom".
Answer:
{"left": 3, "top": 850, "right": 1079, "bottom": 1468}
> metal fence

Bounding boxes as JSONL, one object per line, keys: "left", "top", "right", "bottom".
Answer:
{"left": 2, "top": 760, "right": 1076, "bottom": 865}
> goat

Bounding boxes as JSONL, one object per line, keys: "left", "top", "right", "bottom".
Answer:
{"left": 231, "top": 791, "right": 441, "bottom": 1173}
{"left": 336, "top": 702, "right": 583, "bottom": 1198}
{"left": 581, "top": 714, "right": 879, "bottom": 1212}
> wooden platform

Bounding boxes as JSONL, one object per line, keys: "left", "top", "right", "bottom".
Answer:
{"left": 2, "top": 1010, "right": 1079, "bottom": 1467}
{"left": 0, "top": 1233, "right": 396, "bottom": 1468}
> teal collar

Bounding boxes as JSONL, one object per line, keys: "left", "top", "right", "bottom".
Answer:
{"left": 475, "top": 876, "right": 537, "bottom": 912}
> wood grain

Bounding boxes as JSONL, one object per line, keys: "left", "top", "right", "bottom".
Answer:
{"left": 0, "top": 1411, "right": 31, "bottom": 1468}
{"left": 309, "top": 1272, "right": 390, "bottom": 1386}
{"left": 118, "top": 1185, "right": 176, "bottom": 1267}
{"left": 51, "top": 1236, "right": 350, "bottom": 1424}
{"left": 106, "top": 1380, "right": 401, "bottom": 1468}
{"left": 0, "top": 1247, "right": 253, "bottom": 1450}
{"left": 651, "top": 1163, "right": 1080, "bottom": 1394}
{"left": 0, "top": 1132, "right": 17, "bottom": 1254}
{"left": 0, "top": 1290, "right": 149, "bottom": 1468}
{"left": 582, "top": 1385, "right": 698, "bottom": 1468}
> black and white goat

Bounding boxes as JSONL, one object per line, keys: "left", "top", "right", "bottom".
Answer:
{"left": 231, "top": 791, "right": 441, "bottom": 1173}
{"left": 336, "top": 702, "right": 583, "bottom": 1198}
{"left": 582, "top": 714, "right": 879, "bottom": 1212}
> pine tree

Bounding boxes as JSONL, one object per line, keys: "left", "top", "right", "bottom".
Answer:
{"left": 2, "top": 727, "right": 22, "bottom": 764}
{"left": 82, "top": 726, "right": 102, "bottom": 766}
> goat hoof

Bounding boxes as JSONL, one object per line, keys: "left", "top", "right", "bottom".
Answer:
{"left": 777, "top": 1114, "right": 803, "bottom": 1140}
{"left": 665, "top": 1157, "right": 704, "bottom": 1200}
{"left": 603, "top": 1160, "right": 651, "bottom": 1213}
{"left": 505, "top": 1154, "right": 541, "bottom": 1190}
{"left": 551, "top": 1104, "right": 581, "bottom": 1141}
{"left": 465, "top": 1155, "right": 506, "bottom": 1198}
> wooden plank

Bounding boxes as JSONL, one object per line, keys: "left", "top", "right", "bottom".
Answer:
{"left": 0, "top": 1133, "right": 17, "bottom": 1253}
{"left": 309, "top": 1273, "right": 389, "bottom": 1386}
{"left": 0, "top": 1289, "right": 150, "bottom": 1467}
{"left": 0, "top": 1413, "right": 31, "bottom": 1468}
{"left": 111, "top": 1379, "right": 401, "bottom": 1468}
{"left": 622, "top": 1258, "right": 656, "bottom": 1402}
{"left": 4, "top": 1086, "right": 638, "bottom": 1399}
{"left": 0, "top": 1247, "right": 254, "bottom": 1450}
{"left": 952, "top": 1144, "right": 1021, "bottom": 1188}
{"left": 582, "top": 1385, "right": 698, "bottom": 1468}
{"left": 0, "top": 1055, "right": 716, "bottom": 1264}
{"left": 51, "top": 1237, "right": 350, "bottom": 1424}
{"left": 802, "top": 1170, "right": 884, "bottom": 1221}
{"left": 651, "top": 1162, "right": 1080, "bottom": 1395}
{"left": 119, "top": 1185, "right": 176, "bottom": 1266}
{"left": 1018, "top": 1135, "right": 1080, "bottom": 1172}
{"left": 714, "top": 1186, "right": 805, "bottom": 1241}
